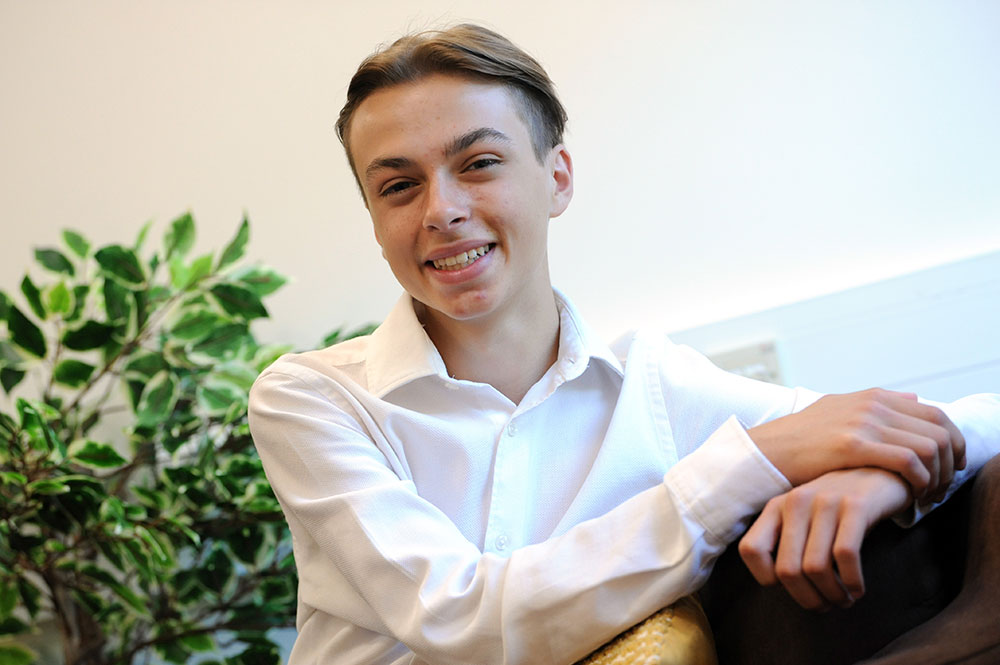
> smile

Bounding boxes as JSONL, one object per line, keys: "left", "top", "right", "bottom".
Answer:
{"left": 430, "top": 244, "right": 494, "bottom": 271}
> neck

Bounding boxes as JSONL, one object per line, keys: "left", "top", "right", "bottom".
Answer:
{"left": 418, "top": 291, "right": 560, "bottom": 404}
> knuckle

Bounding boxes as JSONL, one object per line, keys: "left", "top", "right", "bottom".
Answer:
{"left": 864, "top": 387, "right": 886, "bottom": 400}
{"left": 868, "top": 399, "right": 890, "bottom": 418}
{"left": 775, "top": 563, "right": 801, "bottom": 583}
{"left": 801, "top": 558, "right": 827, "bottom": 578}
{"left": 836, "top": 432, "right": 864, "bottom": 455}
{"left": 764, "top": 495, "right": 784, "bottom": 511}
{"left": 813, "top": 493, "right": 839, "bottom": 513}
{"left": 925, "top": 405, "right": 947, "bottom": 426}
{"left": 832, "top": 544, "right": 860, "bottom": 564}
{"left": 915, "top": 439, "right": 936, "bottom": 463}
{"left": 840, "top": 494, "right": 864, "bottom": 513}
{"left": 738, "top": 538, "right": 758, "bottom": 559}
{"left": 904, "top": 453, "right": 929, "bottom": 487}
{"left": 785, "top": 489, "right": 814, "bottom": 511}
{"left": 909, "top": 468, "right": 927, "bottom": 487}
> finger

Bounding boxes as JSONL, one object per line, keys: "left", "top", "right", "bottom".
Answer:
{"left": 860, "top": 394, "right": 943, "bottom": 495}
{"left": 914, "top": 403, "right": 967, "bottom": 472}
{"left": 801, "top": 497, "right": 853, "bottom": 608}
{"left": 854, "top": 442, "right": 930, "bottom": 497}
{"left": 884, "top": 408, "right": 956, "bottom": 491}
{"left": 774, "top": 492, "right": 829, "bottom": 611}
{"left": 942, "top": 413, "right": 967, "bottom": 471}
{"left": 932, "top": 428, "right": 954, "bottom": 503}
{"left": 884, "top": 395, "right": 966, "bottom": 474}
{"left": 740, "top": 501, "right": 783, "bottom": 586}
{"left": 831, "top": 502, "right": 869, "bottom": 600}
{"left": 877, "top": 425, "right": 942, "bottom": 497}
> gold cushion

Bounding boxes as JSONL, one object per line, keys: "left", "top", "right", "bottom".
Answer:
{"left": 575, "top": 596, "right": 718, "bottom": 665}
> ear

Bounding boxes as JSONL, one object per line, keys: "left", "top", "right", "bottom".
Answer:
{"left": 547, "top": 144, "right": 574, "bottom": 218}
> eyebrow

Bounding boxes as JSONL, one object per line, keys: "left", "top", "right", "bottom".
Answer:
{"left": 364, "top": 156, "right": 414, "bottom": 182}
{"left": 444, "top": 127, "right": 512, "bottom": 158}
{"left": 363, "top": 127, "right": 512, "bottom": 183}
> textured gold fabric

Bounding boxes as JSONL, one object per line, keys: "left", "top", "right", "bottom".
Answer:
{"left": 576, "top": 596, "right": 718, "bottom": 665}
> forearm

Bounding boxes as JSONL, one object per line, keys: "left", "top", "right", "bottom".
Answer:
{"left": 286, "top": 481, "right": 709, "bottom": 664}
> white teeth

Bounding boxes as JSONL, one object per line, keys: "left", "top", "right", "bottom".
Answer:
{"left": 432, "top": 244, "right": 491, "bottom": 271}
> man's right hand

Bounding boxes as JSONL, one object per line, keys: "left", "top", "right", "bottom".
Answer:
{"left": 747, "top": 388, "right": 965, "bottom": 499}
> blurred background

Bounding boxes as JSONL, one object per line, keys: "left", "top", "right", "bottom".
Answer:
{"left": 2, "top": 0, "right": 998, "bottom": 385}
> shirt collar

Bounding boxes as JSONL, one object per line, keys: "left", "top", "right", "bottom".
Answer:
{"left": 552, "top": 287, "right": 624, "bottom": 380}
{"left": 365, "top": 293, "right": 448, "bottom": 397}
{"left": 365, "top": 289, "right": 623, "bottom": 398}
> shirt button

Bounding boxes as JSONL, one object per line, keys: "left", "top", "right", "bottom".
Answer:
{"left": 506, "top": 422, "right": 517, "bottom": 437}
{"left": 494, "top": 534, "right": 510, "bottom": 551}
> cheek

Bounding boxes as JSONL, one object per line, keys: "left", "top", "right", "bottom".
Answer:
{"left": 375, "top": 227, "right": 425, "bottom": 281}
{"left": 372, "top": 216, "right": 410, "bottom": 252}
{"left": 379, "top": 237, "right": 408, "bottom": 265}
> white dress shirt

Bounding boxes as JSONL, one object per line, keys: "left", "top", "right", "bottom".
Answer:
{"left": 248, "top": 290, "right": 999, "bottom": 665}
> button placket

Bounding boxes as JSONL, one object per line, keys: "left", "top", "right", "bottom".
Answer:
{"left": 485, "top": 415, "right": 528, "bottom": 555}
{"left": 484, "top": 415, "right": 514, "bottom": 554}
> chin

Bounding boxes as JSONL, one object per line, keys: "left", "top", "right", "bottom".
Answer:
{"left": 431, "top": 292, "right": 498, "bottom": 322}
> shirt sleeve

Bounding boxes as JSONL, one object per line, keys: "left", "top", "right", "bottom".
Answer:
{"left": 896, "top": 393, "right": 1000, "bottom": 525}
{"left": 650, "top": 335, "right": 1000, "bottom": 528}
{"left": 248, "top": 360, "right": 790, "bottom": 665}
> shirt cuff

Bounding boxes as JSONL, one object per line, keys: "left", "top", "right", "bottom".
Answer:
{"left": 663, "top": 415, "right": 791, "bottom": 544}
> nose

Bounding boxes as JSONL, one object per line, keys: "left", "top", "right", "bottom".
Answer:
{"left": 422, "top": 174, "right": 468, "bottom": 231}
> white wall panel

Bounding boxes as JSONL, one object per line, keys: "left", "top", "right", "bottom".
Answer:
{"left": 670, "top": 250, "right": 1000, "bottom": 401}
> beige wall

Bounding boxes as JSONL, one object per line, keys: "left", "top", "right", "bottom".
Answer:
{"left": 3, "top": 1, "right": 999, "bottom": 348}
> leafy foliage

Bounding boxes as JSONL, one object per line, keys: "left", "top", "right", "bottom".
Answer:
{"left": 0, "top": 213, "right": 367, "bottom": 665}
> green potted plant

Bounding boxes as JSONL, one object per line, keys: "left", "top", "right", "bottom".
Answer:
{"left": 0, "top": 213, "right": 370, "bottom": 665}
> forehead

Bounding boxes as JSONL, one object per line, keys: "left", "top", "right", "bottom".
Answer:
{"left": 348, "top": 74, "right": 533, "bottom": 167}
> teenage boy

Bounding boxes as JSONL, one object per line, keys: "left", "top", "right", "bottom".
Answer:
{"left": 248, "top": 24, "right": 1000, "bottom": 664}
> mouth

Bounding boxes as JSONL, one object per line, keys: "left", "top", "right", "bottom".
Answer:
{"left": 428, "top": 243, "right": 495, "bottom": 271}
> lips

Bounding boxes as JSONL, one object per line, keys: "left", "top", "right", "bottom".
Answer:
{"left": 429, "top": 243, "right": 494, "bottom": 271}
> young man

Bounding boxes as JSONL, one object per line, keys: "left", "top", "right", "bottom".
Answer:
{"left": 248, "top": 24, "right": 1000, "bottom": 664}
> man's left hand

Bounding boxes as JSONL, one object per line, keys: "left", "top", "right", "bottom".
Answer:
{"left": 738, "top": 467, "right": 911, "bottom": 611}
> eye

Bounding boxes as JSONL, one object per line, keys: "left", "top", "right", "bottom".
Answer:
{"left": 464, "top": 157, "right": 501, "bottom": 172}
{"left": 379, "top": 180, "right": 416, "bottom": 198}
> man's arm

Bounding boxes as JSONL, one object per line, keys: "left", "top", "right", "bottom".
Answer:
{"left": 654, "top": 337, "right": 964, "bottom": 497}
{"left": 746, "top": 388, "right": 965, "bottom": 499}
{"left": 248, "top": 361, "right": 788, "bottom": 665}
{"left": 736, "top": 391, "right": 1000, "bottom": 611}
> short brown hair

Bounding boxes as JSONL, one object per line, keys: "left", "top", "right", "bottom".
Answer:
{"left": 336, "top": 24, "right": 567, "bottom": 176}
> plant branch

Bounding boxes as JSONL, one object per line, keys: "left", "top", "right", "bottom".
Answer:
{"left": 111, "top": 615, "right": 287, "bottom": 665}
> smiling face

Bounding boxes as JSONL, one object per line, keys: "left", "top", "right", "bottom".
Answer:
{"left": 347, "top": 74, "right": 573, "bottom": 331}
